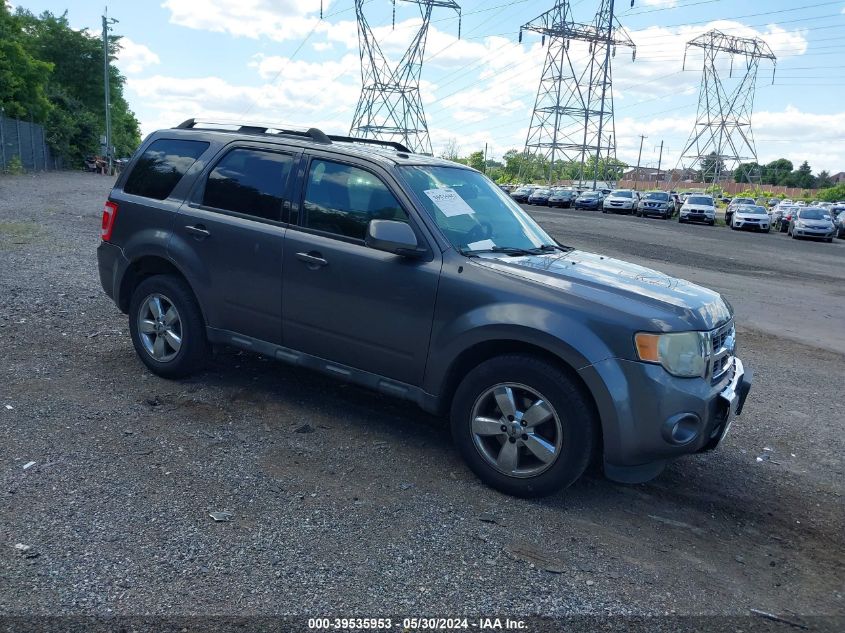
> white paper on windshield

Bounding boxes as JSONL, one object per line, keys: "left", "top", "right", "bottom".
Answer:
{"left": 423, "top": 188, "right": 475, "bottom": 217}
{"left": 467, "top": 239, "right": 496, "bottom": 251}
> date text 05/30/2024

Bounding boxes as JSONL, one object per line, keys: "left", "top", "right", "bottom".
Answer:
{"left": 308, "top": 618, "right": 527, "bottom": 630}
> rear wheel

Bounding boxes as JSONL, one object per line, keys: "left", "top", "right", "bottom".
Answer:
{"left": 450, "top": 355, "right": 596, "bottom": 497}
{"left": 129, "top": 275, "right": 209, "bottom": 378}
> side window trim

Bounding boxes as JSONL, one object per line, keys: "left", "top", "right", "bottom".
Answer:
{"left": 122, "top": 138, "right": 211, "bottom": 201}
{"left": 188, "top": 144, "right": 300, "bottom": 225}
{"left": 292, "top": 154, "right": 420, "bottom": 247}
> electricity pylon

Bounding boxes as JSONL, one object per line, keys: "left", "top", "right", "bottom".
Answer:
{"left": 350, "top": 0, "right": 461, "bottom": 156}
{"left": 520, "top": 0, "right": 635, "bottom": 186}
{"left": 679, "top": 29, "right": 776, "bottom": 186}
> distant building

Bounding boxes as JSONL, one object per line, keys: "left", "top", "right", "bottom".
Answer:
{"left": 831, "top": 171, "right": 845, "bottom": 184}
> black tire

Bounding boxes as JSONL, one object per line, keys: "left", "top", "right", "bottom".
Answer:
{"left": 678, "top": 217, "right": 685, "bottom": 223}
{"left": 709, "top": 220, "right": 715, "bottom": 226}
{"left": 450, "top": 354, "right": 596, "bottom": 497}
{"left": 129, "top": 274, "right": 209, "bottom": 379}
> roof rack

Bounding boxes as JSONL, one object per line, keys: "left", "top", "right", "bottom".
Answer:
{"left": 326, "top": 135, "right": 411, "bottom": 154}
{"left": 173, "top": 118, "right": 411, "bottom": 153}
{"left": 175, "top": 118, "right": 331, "bottom": 144}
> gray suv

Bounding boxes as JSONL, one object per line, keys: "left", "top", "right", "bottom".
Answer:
{"left": 97, "top": 119, "right": 752, "bottom": 497}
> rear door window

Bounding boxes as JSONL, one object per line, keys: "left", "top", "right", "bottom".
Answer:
{"left": 202, "top": 148, "right": 293, "bottom": 221}
{"left": 123, "top": 139, "right": 209, "bottom": 200}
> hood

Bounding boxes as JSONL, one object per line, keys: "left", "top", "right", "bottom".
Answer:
{"left": 474, "top": 250, "right": 732, "bottom": 331}
{"left": 797, "top": 218, "right": 833, "bottom": 227}
{"left": 735, "top": 211, "right": 767, "bottom": 219}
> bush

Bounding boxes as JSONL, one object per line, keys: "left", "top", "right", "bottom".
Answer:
{"left": 4, "top": 155, "right": 24, "bottom": 174}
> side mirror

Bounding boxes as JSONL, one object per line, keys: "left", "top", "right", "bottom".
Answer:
{"left": 365, "top": 220, "right": 425, "bottom": 258}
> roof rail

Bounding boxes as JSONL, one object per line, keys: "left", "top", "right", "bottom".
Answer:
{"left": 173, "top": 119, "right": 412, "bottom": 153}
{"left": 174, "top": 118, "right": 331, "bottom": 145}
{"left": 327, "top": 135, "right": 411, "bottom": 154}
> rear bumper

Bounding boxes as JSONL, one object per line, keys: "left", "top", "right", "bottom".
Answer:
{"left": 579, "top": 356, "right": 752, "bottom": 483}
{"left": 97, "top": 241, "right": 129, "bottom": 310}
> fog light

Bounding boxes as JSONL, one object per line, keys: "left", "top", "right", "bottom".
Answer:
{"left": 662, "top": 413, "right": 701, "bottom": 445}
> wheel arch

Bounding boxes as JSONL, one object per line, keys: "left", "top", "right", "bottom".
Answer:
{"left": 118, "top": 255, "right": 202, "bottom": 319}
{"left": 435, "top": 339, "right": 604, "bottom": 461}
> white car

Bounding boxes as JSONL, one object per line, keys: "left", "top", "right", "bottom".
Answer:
{"left": 731, "top": 205, "right": 771, "bottom": 232}
{"left": 678, "top": 195, "right": 716, "bottom": 225}
{"left": 602, "top": 189, "right": 638, "bottom": 214}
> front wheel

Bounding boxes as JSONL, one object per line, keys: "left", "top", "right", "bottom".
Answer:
{"left": 450, "top": 355, "right": 596, "bottom": 497}
{"left": 129, "top": 275, "right": 209, "bottom": 378}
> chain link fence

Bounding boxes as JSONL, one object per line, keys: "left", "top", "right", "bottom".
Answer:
{"left": 0, "top": 114, "right": 63, "bottom": 172}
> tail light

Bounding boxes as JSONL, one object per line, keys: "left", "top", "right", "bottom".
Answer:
{"left": 101, "top": 201, "right": 118, "bottom": 241}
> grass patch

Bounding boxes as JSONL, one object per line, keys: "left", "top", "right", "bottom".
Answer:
{"left": 0, "top": 221, "right": 42, "bottom": 247}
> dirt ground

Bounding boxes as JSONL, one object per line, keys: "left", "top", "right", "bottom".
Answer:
{"left": 0, "top": 173, "right": 842, "bottom": 627}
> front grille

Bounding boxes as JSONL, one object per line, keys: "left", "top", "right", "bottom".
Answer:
{"left": 709, "top": 321, "right": 735, "bottom": 383}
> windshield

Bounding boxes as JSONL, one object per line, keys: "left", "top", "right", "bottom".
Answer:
{"left": 644, "top": 192, "right": 668, "bottom": 201}
{"left": 735, "top": 198, "right": 754, "bottom": 204}
{"left": 687, "top": 196, "right": 713, "bottom": 205}
{"left": 799, "top": 209, "right": 830, "bottom": 220}
{"left": 610, "top": 190, "right": 632, "bottom": 198}
{"left": 399, "top": 166, "right": 555, "bottom": 253}
{"left": 533, "top": 189, "right": 551, "bottom": 195}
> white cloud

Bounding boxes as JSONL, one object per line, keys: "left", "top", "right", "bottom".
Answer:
{"left": 161, "top": 0, "right": 330, "bottom": 41}
{"left": 116, "top": 37, "right": 160, "bottom": 74}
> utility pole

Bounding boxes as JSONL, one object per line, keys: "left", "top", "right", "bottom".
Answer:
{"left": 483, "top": 142, "right": 488, "bottom": 175}
{"left": 635, "top": 134, "right": 646, "bottom": 191}
{"left": 656, "top": 140, "right": 664, "bottom": 185}
{"left": 520, "top": 1, "right": 635, "bottom": 189}
{"left": 102, "top": 8, "right": 118, "bottom": 175}
{"left": 350, "top": 1, "right": 461, "bottom": 155}
{"left": 678, "top": 29, "right": 776, "bottom": 188}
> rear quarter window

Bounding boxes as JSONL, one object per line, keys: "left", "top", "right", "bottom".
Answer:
{"left": 123, "top": 139, "right": 210, "bottom": 200}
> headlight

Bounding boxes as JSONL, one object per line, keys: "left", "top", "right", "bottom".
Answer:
{"left": 635, "top": 331, "right": 708, "bottom": 378}
{"left": 796, "top": 221, "right": 805, "bottom": 228}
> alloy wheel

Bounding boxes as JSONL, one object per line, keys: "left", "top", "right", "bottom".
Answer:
{"left": 470, "top": 383, "right": 563, "bottom": 478}
{"left": 137, "top": 293, "right": 182, "bottom": 362}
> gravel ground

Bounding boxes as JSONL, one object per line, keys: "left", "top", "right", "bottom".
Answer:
{"left": 0, "top": 173, "right": 843, "bottom": 625}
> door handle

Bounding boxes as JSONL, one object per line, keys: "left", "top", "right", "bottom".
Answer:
{"left": 295, "top": 252, "right": 328, "bottom": 268}
{"left": 185, "top": 224, "right": 210, "bottom": 239}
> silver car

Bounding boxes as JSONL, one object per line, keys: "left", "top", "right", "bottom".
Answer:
{"left": 731, "top": 205, "right": 770, "bottom": 232}
{"left": 788, "top": 207, "right": 836, "bottom": 242}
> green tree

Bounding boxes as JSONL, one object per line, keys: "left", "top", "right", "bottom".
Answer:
{"left": 699, "top": 152, "right": 726, "bottom": 182}
{"left": 793, "top": 161, "right": 815, "bottom": 189}
{"left": 14, "top": 8, "right": 140, "bottom": 162}
{"left": 763, "top": 158, "right": 793, "bottom": 185}
{"left": 816, "top": 170, "right": 833, "bottom": 189}
{"left": 467, "top": 150, "right": 485, "bottom": 172}
{"left": 0, "top": 5, "right": 52, "bottom": 120}
{"left": 735, "top": 161, "right": 761, "bottom": 183}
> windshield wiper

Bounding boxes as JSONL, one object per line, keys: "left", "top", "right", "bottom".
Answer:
{"left": 461, "top": 243, "right": 571, "bottom": 257}
{"left": 461, "top": 246, "right": 536, "bottom": 257}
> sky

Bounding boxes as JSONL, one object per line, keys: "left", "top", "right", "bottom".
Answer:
{"left": 12, "top": 0, "right": 845, "bottom": 174}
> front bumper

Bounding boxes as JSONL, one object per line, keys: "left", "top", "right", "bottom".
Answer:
{"left": 734, "top": 219, "right": 769, "bottom": 230}
{"left": 641, "top": 206, "right": 669, "bottom": 216}
{"left": 681, "top": 212, "right": 714, "bottom": 222}
{"left": 578, "top": 355, "right": 752, "bottom": 483}
{"left": 793, "top": 226, "right": 835, "bottom": 238}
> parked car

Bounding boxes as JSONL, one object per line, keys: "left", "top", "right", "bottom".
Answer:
{"left": 498, "top": 184, "right": 513, "bottom": 194}
{"left": 527, "top": 187, "right": 553, "bottom": 206}
{"left": 778, "top": 206, "right": 799, "bottom": 233}
{"left": 768, "top": 199, "right": 779, "bottom": 207}
{"left": 548, "top": 188, "right": 576, "bottom": 208}
{"left": 730, "top": 205, "right": 771, "bottom": 232}
{"left": 510, "top": 186, "right": 535, "bottom": 203}
{"left": 725, "top": 197, "right": 755, "bottom": 225}
{"left": 788, "top": 207, "right": 836, "bottom": 242}
{"left": 678, "top": 195, "right": 716, "bottom": 225}
{"left": 636, "top": 191, "right": 675, "bottom": 219}
{"left": 96, "top": 119, "right": 752, "bottom": 497}
{"left": 602, "top": 189, "right": 638, "bottom": 214}
{"left": 574, "top": 190, "right": 603, "bottom": 210}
